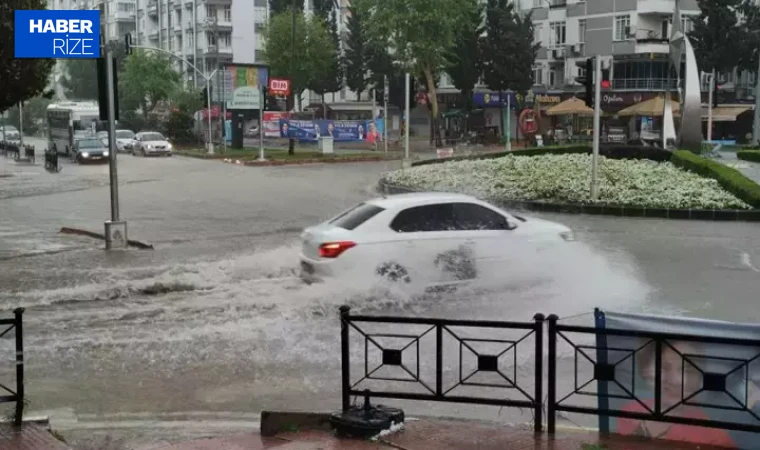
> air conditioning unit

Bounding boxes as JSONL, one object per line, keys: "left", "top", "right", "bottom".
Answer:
{"left": 570, "top": 43, "right": 582, "bottom": 54}
{"left": 552, "top": 48, "right": 564, "bottom": 59}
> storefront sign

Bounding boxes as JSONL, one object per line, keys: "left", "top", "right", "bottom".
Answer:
{"left": 473, "top": 92, "right": 518, "bottom": 108}
{"left": 600, "top": 92, "right": 657, "bottom": 112}
{"left": 536, "top": 95, "right": 562, "bottom": 104}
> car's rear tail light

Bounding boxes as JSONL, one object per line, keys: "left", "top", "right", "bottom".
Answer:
{"left": 319, "top": 241, "right": 356, "bottom": 258}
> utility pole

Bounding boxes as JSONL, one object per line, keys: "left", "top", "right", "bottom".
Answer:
{"left": 19, "top": 103, "right": 24, "bottom": 146}
{"left": 383, "top": 75, "right": 388, "bottom": 156}
{"left": 753, "top": 55, "right": 760, "bottom": 145}
{"left": 590, "top": 57, "right": 601, "bottom": 201}
{"left": 105, "top": 45, "right": 127, "bottom": 250}
{"left": 404, "top": 72, "right": 410, "bottom": 166}
{"left": 288, "top": 0, "right": 296, "bottom": 154}
{"left": 707, "top": 69, "right": 715, "bottom": 144}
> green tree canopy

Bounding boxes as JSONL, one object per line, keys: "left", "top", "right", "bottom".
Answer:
{"left": 482, "top": 0, "right": 538, "bottom": 96}
{"left": 60, "top": 41, "right": 126, "bottom": 101}
{"left": 307, "top": 10, "right": 343, "bottom": 109}
{"left": 689, "top": 0, "right": 760, "bottom": 74}
{"left": 353, "top": 0, "right": 470, "bottom": 145}
{"left": 0, "top": 0, "right": 55, "bottom": 112}
{"left": 263, "top": 12, "right": 333, "bottom": 108}
{"left": 344, "top": 7, "right": 368, "bottom": 101}
{"left": 445, "top": 0, "right": 484, "bottom": 112}
{"left": 118, "top": 50, "right": 181, "bottom": 119}
{"left": 5, "top": 95, "right": 52, "bottom": 135}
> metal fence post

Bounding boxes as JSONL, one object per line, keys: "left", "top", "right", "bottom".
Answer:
{"left": 340, "top": 305, "right": 351, "bottom": 412}
{"left": 13, "top": 308, "right": 24, "bottom": 426}
{"left": 436, "top": 321, "right": 443, "bottom": 398}
{"left": 547, "top": 314, "right": 558, "bottom": 435}
{"left": 533, "top": 313, "right": 545, "bottom": 433}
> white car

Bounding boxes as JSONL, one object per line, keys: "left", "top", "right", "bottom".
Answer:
{"left": 299, "top": 192, "right": 575, "bottom": 287}
{"left": 133, "top": 131, "right": 172, "bottom": 157}
{"left": 98, "top": 130, "right": 138, "bottom": 152}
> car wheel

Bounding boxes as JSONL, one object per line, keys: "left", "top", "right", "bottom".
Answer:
{"left": 434, "top": 246, "right": 477, "bottom": 281}
{"left": 376, "top": 262, "right": 412, "bottom": 283}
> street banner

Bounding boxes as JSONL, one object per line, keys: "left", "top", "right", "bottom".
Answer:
{"left": 278, "top": 119, "right": 385, "bottom": 143}
{"left": 15, "top": 10, "right": 101, "bottom": 58}
{"left": 596, "top": 310, "right": 760, "bottom": 449}
{"left": 263, "top": 112, "right": 290, "bottom": 138}
{"left": 222, "top": 64, "right": 269, "bottom": 110}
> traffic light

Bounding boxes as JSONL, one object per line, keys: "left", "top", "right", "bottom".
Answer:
{"left": 601, "top": 67, "right": 611, "bottom": 89}
{"left": 575, "top": 57, "right": 594, "bottom": 108}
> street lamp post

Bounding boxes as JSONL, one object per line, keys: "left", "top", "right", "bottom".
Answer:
{"left": 754, "top": 56, "right": 760, "bottom": 146}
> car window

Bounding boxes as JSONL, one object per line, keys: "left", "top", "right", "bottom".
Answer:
{"left": 78, "top": 139, "right": 104, "bottom": 148}
{"left": 116, "top": 131, "right": 134, "bottom": 139}
{"left": 329, "top": 203, "right": 384, "bottom": 230}
{"left": 390, "top": 204, "right": 457, "bottom": 232}
{"left": 452, "top": 203, "right": 511, "bottom": 231}
{"left": 142, "top": 133, "right": 165, "bottom": 141}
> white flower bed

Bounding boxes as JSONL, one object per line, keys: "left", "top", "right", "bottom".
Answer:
{"left": 382, "top": 154, "right": 751, "bottom": 210}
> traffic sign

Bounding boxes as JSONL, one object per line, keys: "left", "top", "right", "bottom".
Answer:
{"left": 268, "top": 78, "right": 291, "bottom": 97}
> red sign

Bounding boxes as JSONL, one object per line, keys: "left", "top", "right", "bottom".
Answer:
{"left": 519, "top": 109, "right": 539, "bottom": 136}
{"left": 268, "top": 78, "right": 291, "bottom": 97}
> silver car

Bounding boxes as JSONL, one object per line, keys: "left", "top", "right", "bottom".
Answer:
{"left": 133, "top": 131, "right": 173, "bottom": 157}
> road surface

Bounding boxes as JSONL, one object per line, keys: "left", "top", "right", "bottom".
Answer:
{"left": 0, "top": 137, "right": 758, "bottom": 448}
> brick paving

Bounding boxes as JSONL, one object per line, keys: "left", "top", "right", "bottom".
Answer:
{"left": 141, "top": 418, "right": 735, "bottom": 450}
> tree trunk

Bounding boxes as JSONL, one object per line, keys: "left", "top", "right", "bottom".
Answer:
{"left": 423, "top": 68, "right": 442, "bottom": 148}
{"left": 322, "top": 93, "right": 326, "bottom": 119}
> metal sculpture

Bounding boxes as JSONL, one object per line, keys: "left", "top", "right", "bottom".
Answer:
{"left": 664, "top": 0, "right": 703, "bottom": 152}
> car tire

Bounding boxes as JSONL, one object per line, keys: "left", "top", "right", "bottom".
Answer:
{"left": 376, "top": 262, "right": 412, "bottom": 283}
{"left": 434, "top": 246, "right": 477, "bottom": 281}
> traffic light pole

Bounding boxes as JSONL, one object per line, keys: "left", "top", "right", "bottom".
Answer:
{"left": 590, "top": 57, "right": 602, "bottom": 201}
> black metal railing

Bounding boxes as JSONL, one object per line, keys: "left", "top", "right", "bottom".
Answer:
{"left": 339, "top": 306, "right": 545, "bottom": 432}
{"left": 0, "top": 308, "right": 24, "bottom": 426}
{"left": 547, "top": 313, "right": 760, "bottom": 435}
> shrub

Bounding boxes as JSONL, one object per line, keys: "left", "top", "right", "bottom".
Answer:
{"left": 671, "top": 150, "right": 760, "bottom": 208}
{"left": 413, "top": 144, "right": 672, "bottom": 167}
{"left": 737, "top": 150, "right": 760, "bottom": 163}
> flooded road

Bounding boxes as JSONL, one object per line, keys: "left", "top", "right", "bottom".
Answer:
{"left": 1, "top": 138, "right": 758, "bottom": 447}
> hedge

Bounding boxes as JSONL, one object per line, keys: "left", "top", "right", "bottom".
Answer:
{"left": 412, "top": 144, "right": 672, "bottom": 167}
{"left": 737, "top": 150, "right": 760, "bottom": 163}
{"left": 671, "top": 150, "right": 760, "bottom": 208}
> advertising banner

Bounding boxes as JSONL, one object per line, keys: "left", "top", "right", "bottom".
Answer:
{"left": 596, "top": 310, "right": 760, "bottom": 449}
{"left": 263, "top": 112, "right": 290, "bottom": 138}
{"left": 278, "top": 119, "right": 385, "bottom": 143}
{"left": 223, "top": 64, "right": 269, "bottom": 110}
{"left": 15, "top": 10, "right": 101, "bottom": 58}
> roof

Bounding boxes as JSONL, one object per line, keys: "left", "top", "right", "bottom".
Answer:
{"left": 367, "top": 192, "right": 478, "bottom": 209}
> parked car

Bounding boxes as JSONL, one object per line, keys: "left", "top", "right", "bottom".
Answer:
{"left": 133, "top": 131, "right": 172, "bottom": 157}
{"left": 98, "top": 130, "right": 138, "bottom": 153}
{"left": 72, "top": 138, "right": 109, "bottom": 164}
{"left": 299, "top": 192, "right": 575, "bottom": 287}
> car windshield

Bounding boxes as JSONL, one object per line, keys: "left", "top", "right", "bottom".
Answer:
{"left": 141, "top": 133, "right": 165, "bottom": 141}
{"left": 78, "top": 139, "right": 104, "bottom": 148}
{"left": 3, "top": 126, "right": 18, "bottom": 132}
{"left": 329, "top": 203, "right": 384, "bottom": 230}
{"left": 116, "top": 130, "right": 134, "bottom": 139}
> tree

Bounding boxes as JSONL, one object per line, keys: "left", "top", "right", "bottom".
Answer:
{"left": 312, "top": 0, "right": 333, "bottom": 22}
{"left": 307, "top": 11, "right": 343, "bottom": 115}
{"left": 118, "top": 50, "right": 181, "bottom": 120}
{"left": 6, "top": 95, "right": 52, "bottom": 135}
{"left": 354, "top": 0, "right": 470, "bottom": 146}
{"left": 482, "top": 0, "right": 539, "bottom": 98}
{"left": 445, "top": 0, "right": 484, "bottom": 113}
{"left": 0, "top": 0, "right": 55, "bottom": 112}
{"left": 688, "top": 0, "right": 760, "bottom": 75}
{"left": 60, "top": 41, "right": 126, "bottom": 101}
{"left": 269, "top": 0, "right": 304, "bottom": 15}
{"left": 344, "top": 7, "right": 368, "bottom": 101}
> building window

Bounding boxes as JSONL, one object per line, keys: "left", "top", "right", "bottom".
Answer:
{"left": 254, "top": 22, "right": 265, "bottom": 33}
{"left": 219, "top": 31, "right": 231, "bottom": 47}
{"left": 534, "top": 23, "right": 542, "bottom": 45}
{"left": 532, "top": 66, "right": 543, "bottom": 85}
{"left": 578, "top": 19, "right": 586, "bottom": 43}
{"left": 255, "top": 49, "right": 264, "bottom": 61}
{"left": 614, "top": 15, "right": 630, "bottom": 41}
{"left": 118, "top": 2, "right": 135, "bottom": 12}
{"left": 549, "top": 21, "right": 566, "bottom": 49}
{"left": 207, "top": 33, "right": 216, "bottom": 47}
{"left": 224, "top": 5, "right": 231, "bottom": 21}
{"left": 206, "top": 5, "right": 215, "bottom": 20}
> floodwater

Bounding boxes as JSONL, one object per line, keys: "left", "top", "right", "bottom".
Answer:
{"left": 1, "top": 139, "right": 758, "bottom": 448}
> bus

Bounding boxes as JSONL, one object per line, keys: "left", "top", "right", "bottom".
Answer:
{"left": 46, "top": 102, "right": 101, "bottom": 155}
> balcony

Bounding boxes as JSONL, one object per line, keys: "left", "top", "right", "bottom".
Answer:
{"left": 147, "top": 1, "right": 158, "bottom": 16}
{"left": 173, "top": 1, "right": 181, "bottom": 9}
{"left": 206, "top": 20, "right": 232, "bottom": 31}
{"left": 113, "top": 11, "right": 136, "bottom": 21}
{"left": 174, "top": 22, "right": 183, "bottom": 33}
{"left": 148, "top": 30, "right": 159, "bottom": 40}
{"left": 204, "top": 46, "right": 233, "bottom": 57}
{"left": 638, "top": 0, "right": 675, "bottom": 15}
{"left": 612, "top": 78, "right": 678, "bottom": 91}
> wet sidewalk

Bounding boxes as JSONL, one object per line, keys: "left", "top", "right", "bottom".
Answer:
{"left": 0, "top": 423, "right": 70, "bottom": 450}
{"left": 142, "top": 418, "right": 731, "bottom": 450}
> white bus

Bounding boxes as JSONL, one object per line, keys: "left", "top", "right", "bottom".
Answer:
{"left": 46, "top": 102, "right": 101, "bottom": 155}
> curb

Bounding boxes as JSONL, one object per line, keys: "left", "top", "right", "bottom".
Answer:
{"left": 378, "top": 181, "right": 760, "bottom": 222}
{"left": 222, "top": 156, "right": 400, "bottom": 166}
{"left": 260, "top": 411, "right": 332, "bottom": 437}
{"left": 59, "top": 227, "right": 155, "bottom": 249}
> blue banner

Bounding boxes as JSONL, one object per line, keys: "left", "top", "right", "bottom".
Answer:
{"left": 15, "top": 10, "right": 101, "bottom": 59}
{"left": 473, "top": 92, "right": 518, "bottom": 108}
{"left": 279, "top": 119, "right": 385, "bottom": 143}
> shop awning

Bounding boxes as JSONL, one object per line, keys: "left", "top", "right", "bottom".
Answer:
{"left": 702, "top": 106, "right": 752, "bottom": 122}
{"left": 442, "top": 109, "right": 464, "bottom": 118}
{"left": 618, "top": 96, "right": 680, "bottom": 117}
{"left": 545, "top": 97, "right": 593, "bottom": 116}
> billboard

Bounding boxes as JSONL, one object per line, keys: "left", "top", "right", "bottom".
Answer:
{"left": 222, "top": 64, "right": 269, "bottom": 110}
{"left": 264, "top": 112, "right": 290, "bottom": 138}
{"left": 596, "top": 310, "right": 760, "bottom": 449}
{"left": 278, "top": 119, "right": 385, "bottom": 143}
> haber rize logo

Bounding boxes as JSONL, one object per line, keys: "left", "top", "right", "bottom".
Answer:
{"left": 14, "top": 10, "right": 101, "bottom": 59}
